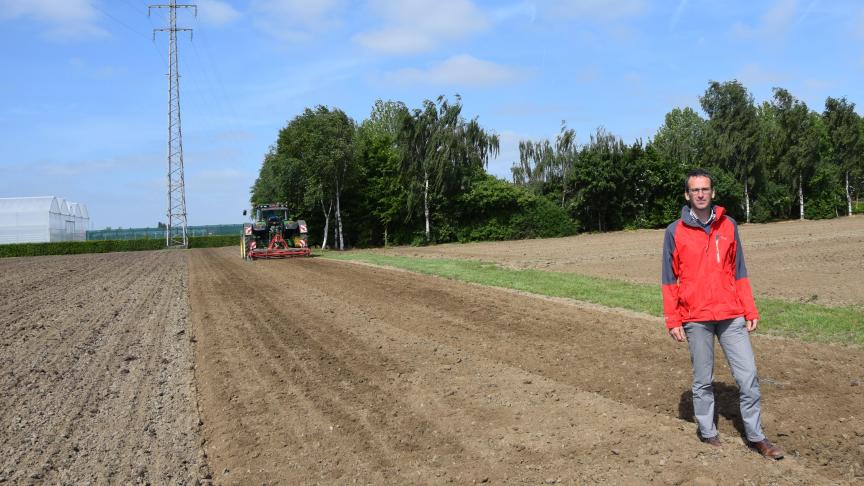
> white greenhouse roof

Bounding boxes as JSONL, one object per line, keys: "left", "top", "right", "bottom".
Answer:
{"left": 55, "top": 197, "right": 71, "bottom": 216}
{"left": 68, "top": 203, "right": 83, "bottom": 218}
{"left": 0, "top": 196, "right": 61, "bottom": 214}
{"left": 0, "top": 196, "right": 91, "bottom": 244}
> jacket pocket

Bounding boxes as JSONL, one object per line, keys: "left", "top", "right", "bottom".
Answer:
{"left": 716, "top": 278, "right": 743, "bottom": 316}
{"left": 678, "top": 282, "right": 696, "bottom": 318}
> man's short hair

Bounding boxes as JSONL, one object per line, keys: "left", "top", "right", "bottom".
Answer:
{"left": 684, "top": 168, "right": 714, "bottom": 192}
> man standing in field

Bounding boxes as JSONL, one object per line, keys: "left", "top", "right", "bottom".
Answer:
{"left": 661, "top": 168, "right": 784, "bottom": 459}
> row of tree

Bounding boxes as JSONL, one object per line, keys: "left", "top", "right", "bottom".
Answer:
{"left": 251, "top": 80, "right": 864, "bottom": 248}
{"left": 251, "top": 97, "right": 557, "bottom": 248}
{"left": 515, "top": 81, "right": 864, "bottom": 231}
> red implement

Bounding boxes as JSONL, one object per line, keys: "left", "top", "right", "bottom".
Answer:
{"left": 248, "top": 233, "right": 311, "bottom": 259}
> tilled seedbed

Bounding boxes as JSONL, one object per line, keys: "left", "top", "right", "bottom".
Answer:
{"left": 189, "top": 248, "right": 862, "bottom": 485}
{"left": 0, "top": 251, "right": 209, "bottom": 484}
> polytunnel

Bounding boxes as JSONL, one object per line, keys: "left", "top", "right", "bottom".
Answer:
{"left": 0, "top": 196, "right": 90, "bottom": 244}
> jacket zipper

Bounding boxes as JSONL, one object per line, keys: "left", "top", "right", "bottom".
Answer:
{"left": 715, "top": 234, "right": 720, "bottom": 263}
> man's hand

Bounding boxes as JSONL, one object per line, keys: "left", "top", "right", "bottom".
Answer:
{"left": 668, "top": 326, "right": 687, "bottom": 342}
{"left": 746, "top": 319, "right": 759, "bottom": 332}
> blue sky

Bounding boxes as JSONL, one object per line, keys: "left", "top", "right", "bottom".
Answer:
{"left": 1, "top": 0, "right": 862, "bottom": 228}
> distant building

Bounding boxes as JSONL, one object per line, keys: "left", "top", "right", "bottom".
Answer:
{"left": 0, "top": 196, "right": 90, "bottom": 244}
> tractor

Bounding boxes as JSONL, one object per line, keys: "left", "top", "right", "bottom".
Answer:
{"left": 241, "top": 203, "right": 311, "bottom": 260}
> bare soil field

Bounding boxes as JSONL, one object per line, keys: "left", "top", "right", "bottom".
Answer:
{"left": 188, "top": 248, "right": 863, "bottom": 485}
{"left": 376, "top": 216, "right": 864, "bottom": 306}
{"left": 2, "top": 218, "right": 862, "bottom": 484}
{"left": 0, "top": 251, "right": 209, "bottom": 484}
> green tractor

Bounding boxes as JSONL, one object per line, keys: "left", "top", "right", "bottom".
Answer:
{"left": 241, "top": 203, "right": 311, "bottom": 260}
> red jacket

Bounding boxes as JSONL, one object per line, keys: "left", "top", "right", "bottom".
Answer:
{"left": 661, "top": 205, "right": 759, "bottom": 329}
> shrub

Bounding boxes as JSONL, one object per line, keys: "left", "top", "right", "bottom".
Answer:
{"left": 455, "top": 175, "right": 578, "bottom": 242}
{"left": 188, "top": 235, "right": 239, "bottom": 248}
{"left": 0, "top": 234, "right": 238, "bottom": 258}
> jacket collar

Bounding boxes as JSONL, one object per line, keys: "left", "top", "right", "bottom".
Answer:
{"left": 680, "top": 204, "right": 725, "bottom": 228}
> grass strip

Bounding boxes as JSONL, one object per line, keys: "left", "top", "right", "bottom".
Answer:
{"left": 324, "top": 252, "right": 863, "bottom": 346}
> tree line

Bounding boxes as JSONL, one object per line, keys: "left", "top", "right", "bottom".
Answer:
{"left": 251, "top": 80, "right": 864, "bottom": 248}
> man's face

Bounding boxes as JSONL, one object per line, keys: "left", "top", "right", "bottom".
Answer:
{"left": 684, "top": 175, "right": 714, "bottom": 210}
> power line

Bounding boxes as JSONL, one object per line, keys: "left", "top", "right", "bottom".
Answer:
{"left": 189, "top": 33, "right": 238, "bottom": 123}
{"left": 91, "top": 3, "right": 149, "bottom": 38}
{"left": 90, "top": 2, "right": 167, "bottom": 69}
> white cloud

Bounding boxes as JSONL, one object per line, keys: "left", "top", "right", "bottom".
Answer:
{"left": 540, "top": 0, "right": 647, "bottom": 21}
{"left": 760, "top": 0, "right": 798, "bottom": 36}
{"left": 491, "top": 2, "right": 537, "bottom": 23}
{"left": 355, "top": 0, "right": 489, "bottom": 54}
{"left": 0, "top": 0, "right": 107, "bottom": 39}
{"left": 252, "top": 0, "right": 344, "bottom": 25}
{"left": 730, "top": 0, "right": 799, "bottom": 41}
{"left": 196, "top": 0, "right": 241, "bottom": 26}
{"left": 0, "top": 0, "right": 95, "bottom": 24}
{"left": 384, "top": 54, "right": 525, "bottom": 87}
{"left": 250, "top": 0, "right": 346, "bottom": 41}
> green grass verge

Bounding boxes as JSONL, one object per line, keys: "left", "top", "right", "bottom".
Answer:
{"left": 324, "top": 252, "right": 864, "bottom": 346}
{"left": 0, "top": 235, "right": 238, "bottom": 258}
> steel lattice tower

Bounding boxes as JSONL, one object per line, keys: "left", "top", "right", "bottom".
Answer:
{"left": 150, "top": 1, "right": 196, "bottom": 248}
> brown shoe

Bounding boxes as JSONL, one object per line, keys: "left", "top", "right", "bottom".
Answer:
{"left": 751, "top": 439, "right": 784, "bottom": 459}
{"left": 701, "top": 435, "right": 722, "bottom": 448}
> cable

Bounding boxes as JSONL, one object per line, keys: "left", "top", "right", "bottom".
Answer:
{"left": 91, "top": 2, "right": 149, "bottom": 39}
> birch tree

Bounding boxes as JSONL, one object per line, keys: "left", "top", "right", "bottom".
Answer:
{"left": 399, "top": 95, "right": 499, "bottom": 242}
{"left": 310, "top": 107, "right": 355, "bottom": 250}
{"left": 511, "top": 123, "right": 575, "bottom": 207}
{"left": 771, "top": 88, "right": 820, "bottom": 220}
{"left": 823, "top": 97, "right": 862, "bottom": 216}
{"left": 512, "top": 138, "right": 553, "bottom": 190}
{"left": 261, "top": 106, "right": 356, "bottom": 250}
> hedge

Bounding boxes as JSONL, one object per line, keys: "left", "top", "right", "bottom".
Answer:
{"left": 0, "top": 235, "right": 239, "bottom": 258}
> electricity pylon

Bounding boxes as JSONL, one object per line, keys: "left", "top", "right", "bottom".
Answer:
{"left": 149, "top": 0, "right": 196, "bottom": 248}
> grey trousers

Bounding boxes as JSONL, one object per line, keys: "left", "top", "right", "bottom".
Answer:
{"left": 683, "top": 317, "right": 765, "bottom": 442}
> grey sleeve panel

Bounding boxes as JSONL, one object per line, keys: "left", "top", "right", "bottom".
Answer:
{"left": 661, "top": 221, "right": 678, "bottom": 285}
{"left": 732, "top": 219, "right": 749, "bottom": 280}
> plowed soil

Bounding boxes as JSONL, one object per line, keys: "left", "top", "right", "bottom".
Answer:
{"left": 0, "top": 251, "right": 209, "bottom": 484}
{"left": 2, "top": 217, "right": 863, "bottom": 485}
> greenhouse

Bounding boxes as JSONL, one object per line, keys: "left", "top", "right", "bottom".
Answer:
{"left": 0, "top": 196, "right": 90, "bottom": 244}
